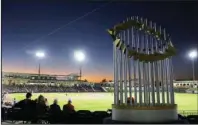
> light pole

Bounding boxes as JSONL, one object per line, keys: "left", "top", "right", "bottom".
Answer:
{"left": 35, "top": 51, "right": 45, "bottom": 76}
{"left": 188, "top": 50, "right": 197, "bottom": 81}
{"left": 74, "top": 51, "right": 85, "bottom": 83}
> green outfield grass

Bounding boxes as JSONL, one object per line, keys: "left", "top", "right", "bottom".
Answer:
{"left": 6, "top": 93, "right": 197, "bottom": 111}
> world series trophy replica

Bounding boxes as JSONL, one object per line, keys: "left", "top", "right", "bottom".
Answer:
{"left": 107, "top": 16, "right": 179, "bottom": 123}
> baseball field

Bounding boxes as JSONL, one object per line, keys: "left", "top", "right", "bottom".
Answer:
{"left": 6, "top": 92, "right": 197, "bottom": 112}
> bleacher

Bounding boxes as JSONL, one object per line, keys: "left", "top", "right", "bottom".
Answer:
{"left": 1, "top": 107, "right": 111, "bottom": 124}
{"left": 2, "top": 84, "right": 105, "bottom": 93}
{"left": 2, "top": 107, "right": 198, "bottom": 124}
{"left": 93, "top": 84, "right": 106, "bottom": 92}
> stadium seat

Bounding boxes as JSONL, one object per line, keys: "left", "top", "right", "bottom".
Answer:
{"left": 1, "top": 107, "right": 6, "bottom": 121}
{"left": 92, "top": 111, "right": 109, "bottom": 123}
{"left": 77, "top": 110, "right": 92, "bottom": 115}
{"left": 36, "top": 114, "right": 50, "bottom": 124}
{"left": 187, "top": 115, "right": 198, "bottom": 124}
{"left": 76, "top": 110, "right": 93, "bottom": 124}
{"left": 48, "top": 112, "right": 62, "bottom": 124}
{"left": 62, "top": 112, "right": 76, "bottom": 124}
{"left": 7, "top": 108, "right": 24, "bottom": 123}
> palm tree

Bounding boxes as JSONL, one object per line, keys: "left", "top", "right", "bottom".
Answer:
{"left": 101, "top": 78, "right": 107, "bottom": 83}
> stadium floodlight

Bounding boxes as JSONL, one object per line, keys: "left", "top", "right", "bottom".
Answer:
{"left": 189, "top": 50, "right": 197, "bottom": 59}
{"left": 35, "top": 51, "right": 45, "bottom": 76}
{"left": 35, "top": 51, "right": 45, "bottom": 58}
{"left": 74, "top": 51, "right": 85, "bottom": 62}
{"left": 74, "top": 50, "right": 85, "bottom": 84}
{"left": 188, "top": 50, "right": 197, "bottom": 81}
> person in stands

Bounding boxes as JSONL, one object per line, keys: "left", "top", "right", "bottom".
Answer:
{"left": 49, "top": 99, "right": 61, "bottom": 114}
{"left": 127, "top": 97, "right": 135, "bottom": 104}
{"left": 36, "top": 95, "right": 49, "bottom": 116}
{"left": 14, "top": 92, "right": 36, "bottom": 123}
{"left": 49, "top": 99, "right": 62, "bottom": 123}
{"left": 14, "top": 92, "right": 35, "bottom": 108}
{"left": 63, "top": 99, "right": 75, "bottom": 114}
{"left": 45, "top": 98, "right": 49, "bottom": 107}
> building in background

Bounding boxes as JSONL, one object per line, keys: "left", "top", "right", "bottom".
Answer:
{"left": 2, "top": 72, "right": 80, "bottom": 86}
{"left": 173, "top": 80, "right": 198, "bottom": 88}
{"left": 101, "top": 80, "right": 198, "bottom": 88}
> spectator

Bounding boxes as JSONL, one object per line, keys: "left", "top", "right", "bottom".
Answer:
{"left": 45, "top": 98, "right": 49, "bottom": 107}
{"left": 127, "top": 97, "right": 135, "bottom": 104}
{"left": 36, "top": 95, "right": 48, "bottom": 116}
{"left": 49, "top": 99, "right": 62, "bottom": 123}
{"left": 37, "top": 95, "right": 45, "bottom": 104}
{"left": 49, "top": 99, "right": 61, "bottom": 114}
{"left": 14, "top": 92, "right": 35, "bottom": 108}
{"left": 63, "top": 99, "right": 75, "bottom": 115}
{"left": 14, "top": 92, "right": 36, "bottom": 123}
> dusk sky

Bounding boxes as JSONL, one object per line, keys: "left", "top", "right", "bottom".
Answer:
{"left": 2, "top": 0, "right": 198, "bottom": 82}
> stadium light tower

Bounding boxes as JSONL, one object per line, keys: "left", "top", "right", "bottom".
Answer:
{"left": 188, "top": 50, "right": 197, "bottom": 81}
{"left": 74, "top": 51, "right": 85, "bottom": 83}
{"left": 35, "top": 51, "right": 45, "bottom": 76}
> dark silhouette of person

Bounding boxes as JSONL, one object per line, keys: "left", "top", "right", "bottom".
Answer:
{"left": 49, "top": 99, "right": 62, "bottom": 123}
{"left": 14, "top": 92, "right": 36, "bottom": 109}
{"left": 63, "top": 99, "right": 75, "bottom": 115}
{"left": 49, "top": 99, "right": 61, "bottom": 114}
{"left": 127, "top": 97, "right": 135, "bottom": 104}
{"left": 62, "top": 99, "right": 75, "bottom": 123}
{"left": 36, "top": 95, "right": 48, "bottom": 116}
{"left": 14, "top": 92, "right": 36, "bottom": 122}
{"left": 45, "top": 98, "right": 49, "bottom": 106}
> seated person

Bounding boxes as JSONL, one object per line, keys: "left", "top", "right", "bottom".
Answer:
{"left": 49, "top": 99, "right": 61, "bottom": 115}
{"left": 36, "top": 95, "right": 49, "bottom": 116}
{"left": 63, "top": 99, "right": 75, "bottom": 115}
{"left": 118, "top": 97, "right": 135, "bottom": 105}
{"left": 45, "top": 98, "right": 50, "bottom": 109}
{"left": 49, "top": 99, "right": 62, "bottom": 123}
{"left": 14, "top": 92, "right": 36, "bottom": 109}
{"left": 14, "top": 92, "right": 36, "bottom": 121}
{"left": 127, "top": 97, "right": 135, "bottom": 104}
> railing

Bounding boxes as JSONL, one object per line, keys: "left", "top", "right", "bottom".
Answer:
{"left": 178, "top": 110, "right": 198, "bottom": 116}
